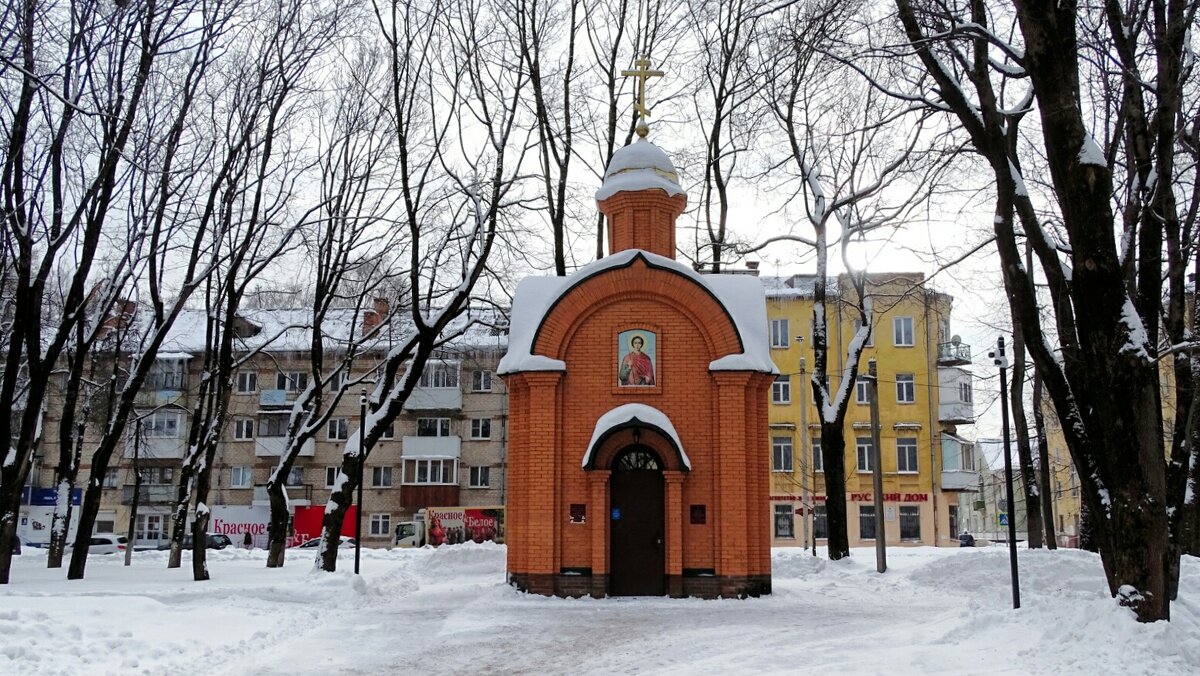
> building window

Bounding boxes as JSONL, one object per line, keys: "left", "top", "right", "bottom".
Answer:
{"left": 258, "top": 414, "right": 287, "bottom": 437}
{"left": 770, "top": 319, "right": 790, "bottom": 348}
{"left": 157, "top": 467, "right": 175, "bottom": 484}
{"left": 381, "top": 423, "right": 395, "bottom": 439}
{"left": 327, "top": 418, "right": 349, "bottom": 441}
{"left": 286, "top": 467, "right": 303, "bottom": 486}
{"left": 900, "top": 506, "right": 921, "bottom": 540}
{"left": 371, "top": 466, "right": 393, "bottom": 487}
{"left": 325, "top": 466, "right": 339, "bottom": 488}
{"left": 230, "top": 465, "right": 252, "bottom": 488}
{"left": 859, "top": 505, "right": 876, "bottom": 540}
{"left": 856, "top": 437, "right": 873, "bottom": 472}
{"left": 896, "top": 373, "right": 915, "bottom": 403}
{"left": 276, "top": 371, "right": 308, "bottom": 392}
{"left": 142, "top": 411, "right": 181, "bottom": 438}
{"left": 774, "top": 504, "right": 795, "bottom": 538}
{"left": 855, "top": 377, "right": 870, "bottom": 404}
{"left": 417, "top": 417, "right": 451, "bottom": 437}
{"left": 893, "top": 316, "right": 914, "bottom": 346}
{"left": 470, "top": 418, "right": 492, "bottom": 440}
{"left": 328, "top": 370, "right": 344, "bottom": 392}
{"left": 236, "top": 371, "right": 257, "bottom": 394}
{"left": 896, "top": 438, "right": 919, "bottom": 473}
{"left": 370, "top": 513, "right": 391, "bottom": 537}
{"left": 852, "top": 317, "right": 874, "bottom": 347}
{"left": 102, "top": 467, "right": 120, "bottom": 488}
{"left": 233, "top": 418, "right": 255, "bottom": 440}
{"left": 147, "top": 359, "right": 186, "bottom": 390}
{"left": 403, "top": 458, "right": 457, "bottom": 484}
{"left": 771, "top": 375, "right": 791, "bottom": 404}
{"left": 136, "top": 513, "right": 165, "bottom": 542}
{"left": 812, "top": 437, "right": 823, "bottom": 473}
{"left": 771, "top": 436, "right": 793, "bottom": 472}
{"left": 959, "top": 382, "right": 972, "bottom": 403}
{"left": 469, "top": 466, "right": 490, "bottom": 488}
{"left": 471, "top": 370, "right": 492, "bottom": 392}
{"left": 419, "top": 362, "right": 459, "bottom": 388}
{"left": 813, "top": 505, "right": 828, "bottom": 539}
{"left": 949, "top": 505, "right": 959, "bottom": 538}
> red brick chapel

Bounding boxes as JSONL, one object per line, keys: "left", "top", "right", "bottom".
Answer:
{"left": 498, "top": 67, "right": 775, "bottom": 597}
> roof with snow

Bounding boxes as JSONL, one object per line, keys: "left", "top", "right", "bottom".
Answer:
{"left": 131, "top": 305, "right": 508, "bottom": 358}
{"left": 595, "top": 138, "right": 685, "bottom": 202}
{"left": 581, "top": 403, "right": 690, "bottom": 470}
{"left": 498, "top": 249, "right": 777, "bottom": 376}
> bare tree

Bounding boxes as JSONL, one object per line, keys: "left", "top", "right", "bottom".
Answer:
{"left": 684, "top": 0, "right": 773, "bottom": 272}
{"left": 263, "top": 42, "right": 404, "bottom": 568}
{"left": 890, "top": 0, "right": 1198, "bottom": 621}
{"left": 0, "top": 0, "right": 229, "bottom": 583}
{"left": 312, "top": 0, "right": 529, "bottom": 572}
{"left": 749, "top": 2, "right": 938, "bottom": 559}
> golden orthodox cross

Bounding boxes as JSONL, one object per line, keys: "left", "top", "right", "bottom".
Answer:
{"left": 621, "top": 57, "right": 663, "bottom": 136}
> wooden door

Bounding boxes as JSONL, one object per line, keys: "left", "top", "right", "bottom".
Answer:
{"left": 609, "top": 447, "right": 664, "bottom": 596}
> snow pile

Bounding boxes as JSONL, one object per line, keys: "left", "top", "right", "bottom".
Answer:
{"left": 1, "top": 545, "right": 1196, "bottom": 675}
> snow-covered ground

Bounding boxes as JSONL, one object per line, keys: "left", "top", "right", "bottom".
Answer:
{"left": 1, "top": 545, "right": 1196, "bottom": 675}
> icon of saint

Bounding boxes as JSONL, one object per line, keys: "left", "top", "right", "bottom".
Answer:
{"left": 618, "top": 333, "right": 656, "bottom": 386}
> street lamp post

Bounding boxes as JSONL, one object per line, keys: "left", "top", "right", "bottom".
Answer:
{"left": 991, "top": 337, "right": 1021, "bottom": 609}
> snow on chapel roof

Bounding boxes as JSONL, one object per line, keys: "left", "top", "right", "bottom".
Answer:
{"left": 497, "top": 248, "right": 777, "bottom": 376}
{"left": 595, "top": 138, "right": 685, "bottom": 202}
{"left": 582, "top": 403, "right": 690, "bottom": 469}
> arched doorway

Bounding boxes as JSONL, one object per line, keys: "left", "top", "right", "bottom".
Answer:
{"left": 609, "top": 445, "right": 664, "bottom": 596}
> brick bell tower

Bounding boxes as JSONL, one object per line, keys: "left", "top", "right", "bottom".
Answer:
{"left": 498, "top": 58, "right": 775, "bottom": 599}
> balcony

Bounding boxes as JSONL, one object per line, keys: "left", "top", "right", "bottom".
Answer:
{"left": 121, "top": 483, "right": 177, "bottom": 505}
{"left": 404, "top": 386, "right": 462, "bottom": 411}
{"left": 124, "top": 436, "right": 187, "bottom": 459}
{"left": 260, "top": 389, "right": 290, "bottom": 406}
{"left": 937, "top": 341, "right": 971, "bottom": 366}
{"left": 254, "top": 436, "right": 315, "bottom": 457}
{"left": 401, "top": 435, "right": 461, "bottom": 458}
{"left": 252, "top": 483, "right": 313, "bottom": 507}
{"left": 134, "top": 389, "right": 186, "bottom": 407}
{"left": 941, "top": 470, "right": 978, "bottom": 491}
{"left": 938, "top": 366, "right": 975, "bottom": 424}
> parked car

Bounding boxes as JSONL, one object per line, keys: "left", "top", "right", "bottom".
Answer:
{"left": 294, "top": 536, "right": 356, "bottom": 549}
{"left": 65, "top": 533, "right": 128, "bottom": 555}
{"left": 155, "top": 533, "right": 233, "bottom": 551}
{"left": 959, "top": 532, "right": 976, "bottom": 547}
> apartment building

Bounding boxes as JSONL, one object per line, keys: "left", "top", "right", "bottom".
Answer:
{"left": 760, "top": 272, "right": 978, "bottom": 548}
{"left": 20, "top": 305, "right": 509, "bottom": 548}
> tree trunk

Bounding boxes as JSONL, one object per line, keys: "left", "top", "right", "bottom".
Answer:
{"left": 166, "top": 467, "right": 194, "bottom": 569}
{"left": 265, "top": 479, "right": 290, "bottom": 568}
{"left": 0, "top": 503, "right": 18, "bottom": 584}
{"left": 1009, "top": 359, "right": 1042, "bottom": 547}
{"left": 318, "top": 462, "right": 362, "bottom": 572}
{"left": 68, "top": 479, "right": 105, "bottom": 580}
{"left": 1032, "top": 374, "right": 1056, "bottom": 549}
{"left": 820, "top": 422, "right": 850, "bottom": 560}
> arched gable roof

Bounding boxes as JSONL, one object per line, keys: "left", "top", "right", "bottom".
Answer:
{"left": 497, "top": 249, "right": 776, "bottom": 375}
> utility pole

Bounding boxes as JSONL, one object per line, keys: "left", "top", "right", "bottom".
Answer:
{"left": 991, "top": 337, "right": 1021, "bottom": 609}
{"left": 867, "top": 358, "right": 886, "bottom": 573}
{"left": 355, "top": 390, "right": 367, "bottom": 575}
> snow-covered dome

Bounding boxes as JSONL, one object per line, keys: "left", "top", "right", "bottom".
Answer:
{"left": 595, "top": 138, "right": 685, "bottom": 202}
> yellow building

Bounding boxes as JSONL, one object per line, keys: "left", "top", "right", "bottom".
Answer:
{"left": 762, "top": 273, "right": 976, "bottom": 548}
